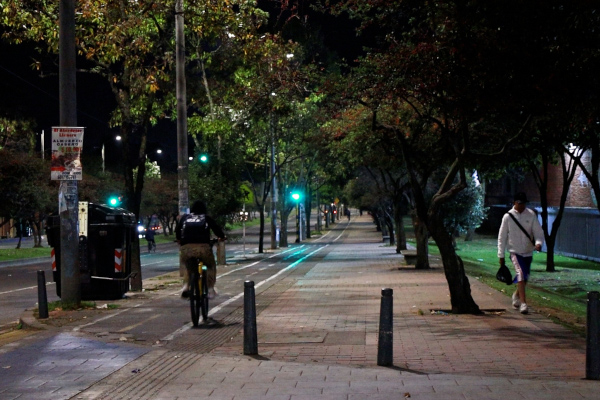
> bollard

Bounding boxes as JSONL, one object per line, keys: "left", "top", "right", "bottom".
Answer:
{"left": 244, "top": 281, "right": 258, "bottom": 355}
{"left": 37, "top": 270, "right": 49, "bottom": 319}
{"left": 377, "top": 288, "right": 393, "bottom": 366}
{"left": 586, "top": 291, "right": 600, "bottom": 380}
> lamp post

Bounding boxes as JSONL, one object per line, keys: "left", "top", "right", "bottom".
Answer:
{"left": 292, "top": 192, "right": 301, "bottom": 243}
{"left": 240, "top": 204, "right": 248, "bottom": 257}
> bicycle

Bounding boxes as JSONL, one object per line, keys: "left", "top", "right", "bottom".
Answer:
{"left": 189, "top": 261, "right": 209, "bottom": 327}
{"left": 188, "top": 238, "right": 220, "bottom": 326}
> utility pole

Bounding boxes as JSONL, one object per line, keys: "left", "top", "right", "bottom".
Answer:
{"left": 175, "top": 0, "right": 189, "bottom": 215}
{"left": 270, "top": 113, "right": 278, "bottom": 249}
{"left": 58, "top": 0, "right": 80, "bottom": 306}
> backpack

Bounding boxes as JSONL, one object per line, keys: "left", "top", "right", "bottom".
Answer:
{"left": 181, "top": 214, "right": 209, "bottom": 243}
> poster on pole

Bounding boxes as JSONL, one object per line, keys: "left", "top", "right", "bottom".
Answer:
{"left": 51, "top": 127, "right": 84, "bottom": 180}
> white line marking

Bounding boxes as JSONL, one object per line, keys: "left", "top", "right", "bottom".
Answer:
{"left": 161, "top": 244, "right": 327, "bottom": 341}
{"left": 0, "top": 282, "right": 55, "bottom": 296}
{"left": 70, "top": 245, "right": 304, "bottom": 335}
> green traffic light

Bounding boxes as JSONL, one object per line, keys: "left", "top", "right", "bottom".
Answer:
{"left": 199, "top": 154, "right": 208, "bottom": 163}
{"left": 108, "top": 196, "right": 121, "bottom": 207}
{"left": 292, "top": 193, "right": 300, "bottom": 201}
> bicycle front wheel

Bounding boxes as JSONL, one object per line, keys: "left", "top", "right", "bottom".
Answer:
{"left": 201, "top": 266, "right": 209, "bottom": 321}
{"left": 189, "top": 271, "right": 201, "bottom": 327}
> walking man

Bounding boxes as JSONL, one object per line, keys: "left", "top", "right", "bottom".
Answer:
{"left": 498, "top": 192, "right": 544, "bottom": 314}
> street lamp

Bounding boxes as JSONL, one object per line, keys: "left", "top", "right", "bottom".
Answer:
{"left": 102, "top": 135, "right": 122, "bottom": 173}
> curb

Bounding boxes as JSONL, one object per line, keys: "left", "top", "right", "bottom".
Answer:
{"left": 18, "top": 311, "right": 53, "bottom": 332}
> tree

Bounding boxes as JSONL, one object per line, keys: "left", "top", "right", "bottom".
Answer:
{"left": 439, "top": 173, "right": 488, "bottom": 247}
{"left": 0, "top": 150, "right": 54, "bottom": 248}
{"left": 319, "top": 0, "right": 560, "bottom": 313}
{"left": 231, "top": 34, "right": 314, "bottom": 252}
{"left": 140, "top": 172, "right": 178, "bottom": 236}
{"left": 1, "top": 0, "right": 272, "bottom": 288}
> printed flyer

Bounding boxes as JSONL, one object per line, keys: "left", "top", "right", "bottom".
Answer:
{"left": 51, "top": 127, "right": 84, "bottom": 180}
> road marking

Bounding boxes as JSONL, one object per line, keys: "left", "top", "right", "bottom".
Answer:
{"left": 117, "top": 314, "right": 161, "bottom": 333}
{"left": 216, "top": 246, "right": 298, "bottom": 279}
{"left": 0, "top": 282, "right": 55, "bottom": 296}
{"left": 161, "top": 244, "right": 328, "bottom": 342}
{"left": 71, "top": 246, "right": 303, "bottom": 334}
{"left": 141, "top": 261, "right": 165, "bottom": 266}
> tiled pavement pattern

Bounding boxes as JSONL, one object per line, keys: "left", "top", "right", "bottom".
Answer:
{"left": 2, "top": 214, "right": 598, "bottom": 399}
{"left": 114, "top": 354, "right": 600, "bottom": 400}
{"left": 0, "top": 332, "right": 148, "bottom": 400}
{"left": 213, "top": 218, "right": 587, "bottom": 380}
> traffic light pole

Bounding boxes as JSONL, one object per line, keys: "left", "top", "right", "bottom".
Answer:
{"left": 58, "top": 0, "right": 80, "bottom": 306}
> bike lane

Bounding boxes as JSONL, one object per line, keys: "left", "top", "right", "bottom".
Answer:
{"left": 0, "top": 224, "right": 346, "bottom": 399}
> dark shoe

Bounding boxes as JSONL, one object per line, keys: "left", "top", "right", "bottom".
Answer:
{"left": 181, "top": 290, "right": 190, "bottom": 299}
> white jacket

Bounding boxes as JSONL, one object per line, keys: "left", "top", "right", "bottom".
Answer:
{"left": 497, "top": 208, "right": 544, "bottom": 258}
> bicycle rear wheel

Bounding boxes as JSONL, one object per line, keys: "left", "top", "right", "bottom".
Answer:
{"left": 189, "top": 271, "right": 201, "bottom": 327}
{"left": 201, "top": 266, "right": 209, "bottom": 321}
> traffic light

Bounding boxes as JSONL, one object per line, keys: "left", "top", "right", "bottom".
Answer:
{"left": 291, "top": 192, "right": 301, "bottom": 201}
{"left": 199, "top": 154, "right": 208, "bottom": 163}
{"left": 108, "top": 195, "right": 122, "bottom": 207}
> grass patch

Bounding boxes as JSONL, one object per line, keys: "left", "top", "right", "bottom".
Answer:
{"left": 0, "top": 247, "right": 50, "bottom": 261}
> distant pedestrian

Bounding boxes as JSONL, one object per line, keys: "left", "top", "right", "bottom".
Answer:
{"left": 344, "top": 207, "right": 351, "bottom": 221}
{"left": 497, "top": 192, "right": 544, "bottom": 314}
{"left": 145, "top": 228, "right": 156, "bottom": 253}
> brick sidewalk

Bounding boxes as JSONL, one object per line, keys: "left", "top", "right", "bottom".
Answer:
{"left": 7, "top": 213, "right": 596, "bottom": 400}
{"left": 212, "top": 214, "right": 586, "bottom": 380}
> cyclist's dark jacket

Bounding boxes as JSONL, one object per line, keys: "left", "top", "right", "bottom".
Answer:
{"left": 176, "top": 213, "right": 225, "bottom": 245}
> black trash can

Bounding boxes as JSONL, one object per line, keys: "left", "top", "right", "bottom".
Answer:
{"left": 46, "top": 202, "right": 137, "bottom": 300}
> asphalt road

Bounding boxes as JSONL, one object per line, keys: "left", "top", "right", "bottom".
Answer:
{"left": 0, "top": 217, "right": 329, "bottom": 329}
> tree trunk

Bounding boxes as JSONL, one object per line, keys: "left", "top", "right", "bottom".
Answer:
{"left": 429, "top": 217, "right": 481, "bottom": 314}
{"left": 385, "top": 211, "right": 395, "bottom": 246}
{"left": 305, "top": 186, "right": 312, "bottom": 239}
{"left": 258, "top": 209, "right": 265, "bottom": 253}
{"left": 464, "top": 228, "right": 475, "bottom": 242}
{"left": 413, "top": 214, "right": 430, "bottom": 269}
{"left": 394, "top": 205, "right": 407, "bottom": 253}
{"left": 15, "top": 219, "right": 23, "bottom": 249}
{"left": 30, "top": 219, "right": 42, "bottom": 247}
{"left": 280, "top": 209, "right": 289, "bottom": 247}
{"left": 545, "top": 234, "right": 556, "bottom": 272}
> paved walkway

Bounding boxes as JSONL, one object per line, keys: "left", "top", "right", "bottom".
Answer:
{"left": 1, "top": 214, "right": 597, "bottom": 399}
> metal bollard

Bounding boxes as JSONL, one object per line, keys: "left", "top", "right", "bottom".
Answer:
{"left": 377, "top": 288, "right": 393, "bottom": 366}
{"left": 586, "top": 291, "right": 600, "bottom": 380}
{"left": 244, "top": 281, "right": 258, "bottom": 355}
{"left": 37, "top": 270, "right": 49, "bottom": 319}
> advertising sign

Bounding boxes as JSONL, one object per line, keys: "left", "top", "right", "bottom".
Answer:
{"left": 51, "top": 127, "right": 84, "bottom": 180}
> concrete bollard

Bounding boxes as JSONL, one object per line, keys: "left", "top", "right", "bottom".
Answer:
{"left": 244, "top": 281, "right": 258, "bottom": 355}
{"left": 586, "top": 291, "right": 600, "bottom": 380}
{"left": 377, "top": 288, "right": 393, "bottom": 366}
{"left": 37, "top": 270, "right": 49, "bottom": 319}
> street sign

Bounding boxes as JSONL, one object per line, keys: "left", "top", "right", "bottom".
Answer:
{"left": 51, "top": 127, "right": 84, "bottom": 180}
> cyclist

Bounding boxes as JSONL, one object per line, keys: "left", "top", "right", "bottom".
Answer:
{"left": 176, "top": 200, "right": 226, "bottom": 299}
{"left": 144, "top": 227, "right": 156, "bottom": 253}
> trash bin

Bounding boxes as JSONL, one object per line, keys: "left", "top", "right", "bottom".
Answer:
{"left": 46, "top": 202, "right": 137, "bottom": 300}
